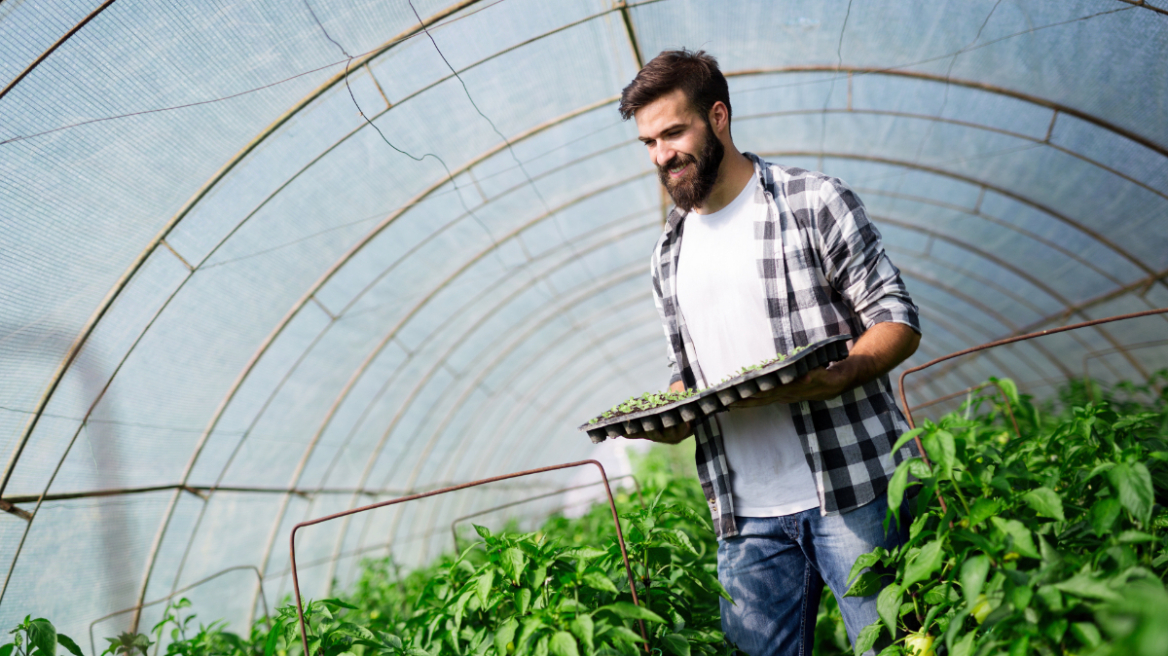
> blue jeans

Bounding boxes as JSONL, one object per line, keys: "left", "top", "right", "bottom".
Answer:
{"left": 717, "top": 495, "right": 909, "bottom": 656}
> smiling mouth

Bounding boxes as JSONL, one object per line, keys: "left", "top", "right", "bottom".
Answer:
{"left": 668, "top": 163, "right": 688, "bottom": 177}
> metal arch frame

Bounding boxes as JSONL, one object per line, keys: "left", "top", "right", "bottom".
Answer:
{"left": 246, "top": 223, "right": 660, "bottom": 612}
{"left": 854, "top": 186, "right": 1133, "bottom": 288}
{"left": 900, "top": 308, "right": 1168, "bottom": 429}
{"left": 752, "top": 148, "right": 1164, "bottom": 291}
{"left": 889, "top": 266, "right": 1060, "bottom": 377}
{"left": 365, "top": 299, "right": 661, "bottom": 554}
{"left": 7, "top": 20, "right": 1159, "bottom": 505}
{"left": 176, "top": 210, "right": 659, "bottom": 621}
{"left": 285, "top": 213, "right": 658, "bottom": 528}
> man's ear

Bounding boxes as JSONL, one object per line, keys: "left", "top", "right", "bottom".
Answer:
{"left": 708, "top": 101, "right": 730, "bottom": 135}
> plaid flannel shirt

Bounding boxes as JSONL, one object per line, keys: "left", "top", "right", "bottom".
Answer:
{"left": 650, "top": 153, "right": 921, "bottom": 538}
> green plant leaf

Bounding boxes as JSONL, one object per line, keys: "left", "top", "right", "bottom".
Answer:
{"left": 515, "top": 588, "right": 532, "bottom": 615}
{"left": 902, "top": 539, "right": 944, "bottom": 589}
{"left": 845, "top": 571, "right": 883, "bottom": 598}
{"left": 877, "top": 584, "right": 902, "bottom": 636}
{"left": 501, "top": 548, "right": 528, "bottom": 584}
{"left": 853, "top": 623, "right": 882, "bottom": 656}
{"left": 989, "top": 517, "right": 1039, "bottom": 559}
{"left": 660, "top": 634, "right": 690, "bottom": 656}
{"left": 960, "top": 555, "right": 990, "bottom": 607}
{"left": 966, "top": 498, "right": 1001, "bottom": 528}
{"left": 548, "top": 632, "right": 578, "bottom": 656}
{"left": 1070, "top": 622, "right": 1102, "bottom": 648}
{"left": 562, "top": 547, "right": 608, "bottom": 560}
{"left": 596, "top": 602, "right": 666, "bottom": 623}
{"left": 495, "top": 619, "right": 518, "bottom": 656}
{"left": 1117, "top": 530, "right": 1156, "bottom": 543}
{"left": 1022, "top": 487, "right": 1064, "bottom": 521}
{"left": 886, "top": 462, "right": 912, "bottom": 529}
{"left": 921, "top": 430, "right": 956, "bottom": 478}
{"left": 603, "top": 626, "right": 646, "bottom": 644}
{"left": 1054, "top": 573, "right": 1120, "bottom": 601}
{"left": 847, "top": 548, "right": 885, "bottom": 586}
{"left": 890, "top": 428, "right": 925, "bottom": 456}
{"left": 569, "top": 615, "right": 594, "bottom": 653}
{"left": 28, "top": 620, "right": 56, "bottom": 656}
{"left": 474, "top": 525, "right": 492, "bottom": 539}
{"left": 475, "top": 569, "right": 495, "bottom": 606}
{"left": 1108, "top": 462, "right": 1154, "bottom": 526}
{"left": 55, "top": 636, "right": 82, "bottom": 656}
{"left": 581, "top": 570, "right": 619, "bottom": 594}
{"left": 1089, "top": 497, "right": 1122, "bottom": 536}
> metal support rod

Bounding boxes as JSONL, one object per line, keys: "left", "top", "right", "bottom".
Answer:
{"left": 290, "top": 460, "right": 650, "bottom": 654}
{"left": 450, "top": 474, "right": 644, "bottom": 551}
{"left": 899, "top": 308, "right": 1168, "bottom": 430}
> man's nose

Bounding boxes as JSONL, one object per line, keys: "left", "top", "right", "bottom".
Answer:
{"left": 654, "top": 145, "right": 675, "bottom": 168}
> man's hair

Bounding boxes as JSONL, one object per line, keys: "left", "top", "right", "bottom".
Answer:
{"left": 618, "top": 49, "right": 731, "bottom": 124}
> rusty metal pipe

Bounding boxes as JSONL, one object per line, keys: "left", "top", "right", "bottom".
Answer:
{"left": 289, "top": 460, "right": 649, "bottom": 654}
{"left": 900, "top": 307, "right": 1168, "bottom": 428}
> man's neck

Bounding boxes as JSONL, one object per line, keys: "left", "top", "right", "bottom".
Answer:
{"left": 692, "top": 146, "right": 755, "bottom": 215}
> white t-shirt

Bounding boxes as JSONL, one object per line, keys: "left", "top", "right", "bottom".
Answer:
{"left": 676, "top": 175, "right": 820, "bottom": 517}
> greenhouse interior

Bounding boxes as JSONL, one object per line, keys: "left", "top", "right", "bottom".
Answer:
{"left": 2, "top": 1, "right": 1167, "bottom": 655}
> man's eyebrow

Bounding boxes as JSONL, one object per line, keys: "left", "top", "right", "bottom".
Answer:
{"left": 639, "top": 122, "right": 687, "bottom": 143}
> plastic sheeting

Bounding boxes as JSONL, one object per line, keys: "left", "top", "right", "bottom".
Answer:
{"left": 0, "top": 0, "right": 1165, "bottom": 642}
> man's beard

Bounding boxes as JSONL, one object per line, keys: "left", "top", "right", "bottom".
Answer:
{"left": 657, "top": 121, "right": 725, "bottom": 212}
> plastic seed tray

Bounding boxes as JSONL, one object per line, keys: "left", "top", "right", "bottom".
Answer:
{"left": 579, "top": 335, "right": 851, "bottom": 443}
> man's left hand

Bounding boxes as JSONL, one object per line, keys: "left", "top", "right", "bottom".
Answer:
{"left": 732, "top": 362, "right": 853, "bottom": 407}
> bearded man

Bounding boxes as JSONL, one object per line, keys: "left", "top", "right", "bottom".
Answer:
{"left": 618, "top": 50, "right": 922, "bottom": 656}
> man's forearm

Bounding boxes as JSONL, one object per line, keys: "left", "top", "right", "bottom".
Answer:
{"left": 733, "top": 321, "right": 920, "bottom": 405}
{"left": 832, "top": 321, "right": 920, "bottom": 390}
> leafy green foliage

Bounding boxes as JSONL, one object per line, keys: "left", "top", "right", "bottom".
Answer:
{"left": 837, "top": 372, "right": 1168, "bottom": 656}
{"left": 732, "top": 345, "right": 807, "bottom": 378}
{"left": 589, "top": 390, "right": 697, "bottom": 423}
{"left": 2, "top": 617, "right": 84, "bottom": 656}
{"left": 342, "top": 446, "right": 740, "bottom": 655}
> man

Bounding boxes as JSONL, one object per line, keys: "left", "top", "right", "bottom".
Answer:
{"left": 618, "top": 50, "right": 922, "bottom": 656}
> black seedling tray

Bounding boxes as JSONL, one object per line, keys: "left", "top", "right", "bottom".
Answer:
{"left": 579, "top": 334, "right": 851, "bottom": 443}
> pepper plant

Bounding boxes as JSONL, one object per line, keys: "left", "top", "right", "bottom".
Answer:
{"left": 842, "top": 374, "right": 1168, "bottom": 656}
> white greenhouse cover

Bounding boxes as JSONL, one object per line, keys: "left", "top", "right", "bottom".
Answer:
{"left": 1, "top": 0, "right": 1166, "bottom": 644}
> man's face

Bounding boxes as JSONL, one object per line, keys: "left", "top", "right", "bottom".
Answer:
{"left": 634, "top": 89, "right": 725, "bottom": 212}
